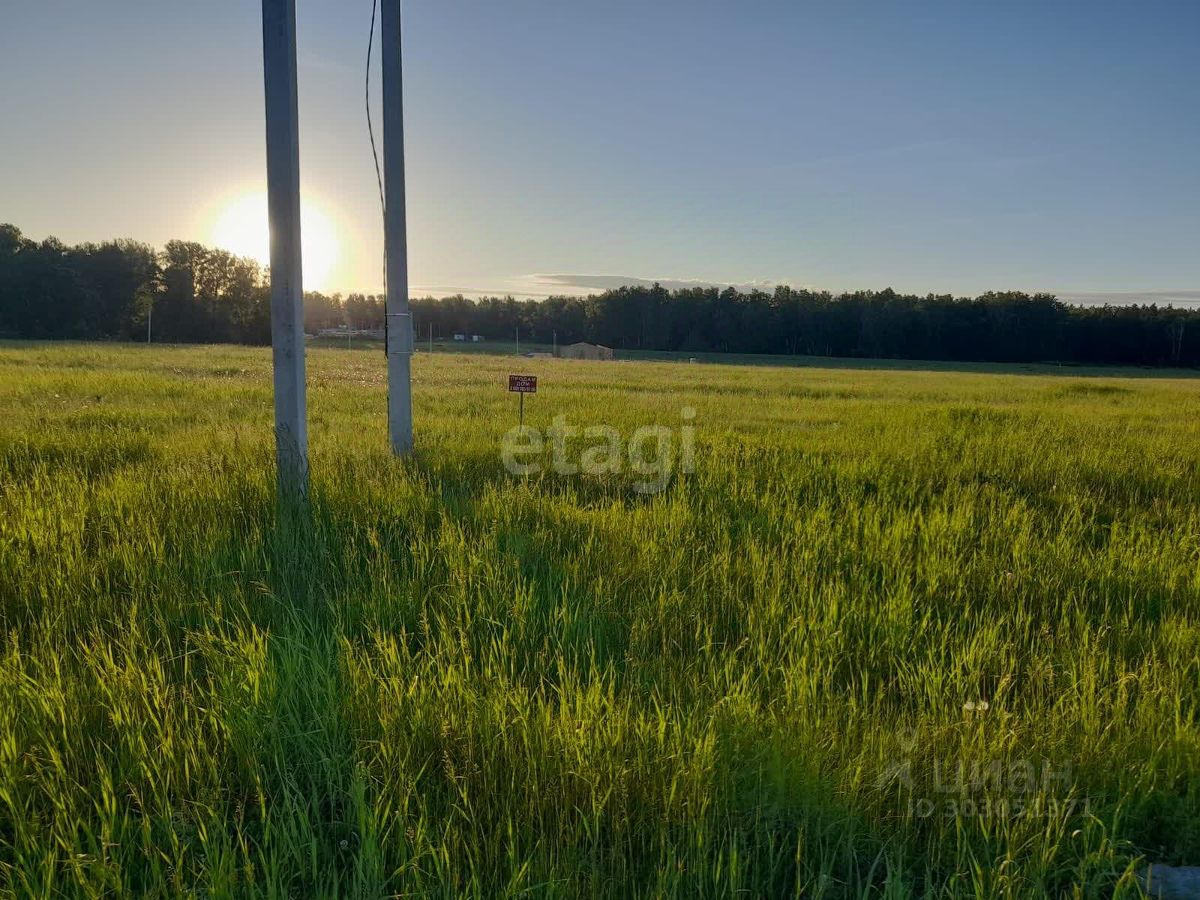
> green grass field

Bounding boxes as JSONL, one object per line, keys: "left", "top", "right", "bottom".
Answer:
{"left": 1, "top": 342, "right": 1198, "bottom": 898}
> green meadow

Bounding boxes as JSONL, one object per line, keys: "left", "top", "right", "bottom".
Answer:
{"left": 1, "top": 342, "right": 1197, "bottom": 898}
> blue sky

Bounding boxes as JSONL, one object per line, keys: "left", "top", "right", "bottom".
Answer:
{"left": 1, "top": 1, "right": 1198, "bottom": 301}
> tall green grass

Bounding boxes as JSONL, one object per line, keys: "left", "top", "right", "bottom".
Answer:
{"left": 1, "top": 342, "right": 1197, "bottom": 897}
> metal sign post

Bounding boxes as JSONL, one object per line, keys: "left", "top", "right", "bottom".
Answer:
{"left": 262, "top": 0, "right": 308, "bottom": 498}
{"left": 508, "top": 374, "right": 537, "bottom": 427}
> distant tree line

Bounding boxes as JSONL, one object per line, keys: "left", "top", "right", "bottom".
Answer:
{"left": 1, "top": 224, "right": 1198, "bottom": 367}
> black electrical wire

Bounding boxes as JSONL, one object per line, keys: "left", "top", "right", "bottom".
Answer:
{"left": 367, "top": 0, "right": 387, "bottom": 351}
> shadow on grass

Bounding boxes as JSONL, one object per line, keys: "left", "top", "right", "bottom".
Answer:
{"left": 216, "top": 493, "right": 896, "bottom": 896}
{"left": 14, "top": 459, "right": 1167, "bottom": 894}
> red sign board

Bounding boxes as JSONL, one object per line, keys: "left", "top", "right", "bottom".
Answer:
{"left": 508, "top": 374, "right": 537, "bottom": 393}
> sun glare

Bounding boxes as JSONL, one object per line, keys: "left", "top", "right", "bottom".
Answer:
{"left": 209, "top": 192, "right": 340, "bottom": 292}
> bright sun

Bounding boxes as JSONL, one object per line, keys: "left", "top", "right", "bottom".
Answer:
{"left": 209, "top": 192, "right": 340, "bottom": 293}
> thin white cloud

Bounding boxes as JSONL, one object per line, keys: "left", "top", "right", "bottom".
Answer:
{"left": 409, "top": 283, "right": 550, "bottom": 299}
{"left": 1057, "top": 290, "right": 1200, "bottom": 308}
{"left": 413, "top": 276, "right": 1200, "bottom": 307}
{"left": 530, "top": 273, "right": 786, "bottom": 294}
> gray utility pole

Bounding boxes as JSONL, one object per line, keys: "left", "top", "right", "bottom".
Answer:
{"left": 262, "top": 0, "right": 308, "bottom": 497}
{"left": 382, "top": 0, "right": 413, "bottom": 454}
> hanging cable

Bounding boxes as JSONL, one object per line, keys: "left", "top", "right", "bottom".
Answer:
{"left": 366, "top": 0, "right": 386, "bottom": 229}
{"left": 366, "top": 0, "right": 387, "bottom": 349}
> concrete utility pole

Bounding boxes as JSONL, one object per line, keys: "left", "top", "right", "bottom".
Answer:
{"left": 382, "top": 0, "right": 413, "bottom": 454}
{"left": 262, "top": 0, "right": 308, "bottom": 496}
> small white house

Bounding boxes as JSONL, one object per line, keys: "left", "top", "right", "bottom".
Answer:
{"left": 471, "top": 334, "right": 485, "bottom": 343}
{"left": 453, "top": 333, "right": 466, "bottom": 342}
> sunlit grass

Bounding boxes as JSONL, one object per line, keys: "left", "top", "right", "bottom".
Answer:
{"left": 1, "top": 341, "right": 1197, "bottom": 897}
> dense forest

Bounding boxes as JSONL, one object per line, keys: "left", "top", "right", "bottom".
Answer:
{"left": 2, "top": 223, "right": 1197, "bottom": 367}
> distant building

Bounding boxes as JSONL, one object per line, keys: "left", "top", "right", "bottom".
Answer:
{"left": 471, "top": 334, "right": 485, "bottom": 342}
{"left": 558, "top": 342, "right": 615, "bottom": 361}
{"left": 453, "top": 333, "right": 466, "bottom": 341}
